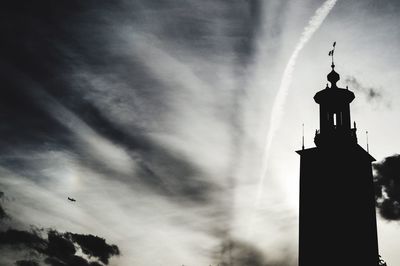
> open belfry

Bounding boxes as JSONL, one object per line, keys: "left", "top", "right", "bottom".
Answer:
{"left": 297, "top": 44, "right": 379, "bottom": 266}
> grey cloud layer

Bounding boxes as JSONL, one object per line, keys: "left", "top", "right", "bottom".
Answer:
{"left": 0, "top": 0, "right": 263, "bottom": 202}
{"left": 0, "top": 0, "right": 270, "bottom": 265}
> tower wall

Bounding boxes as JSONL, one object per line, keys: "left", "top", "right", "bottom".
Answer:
{"left": 298, "top": 145, "right": 378, "bottom": 266}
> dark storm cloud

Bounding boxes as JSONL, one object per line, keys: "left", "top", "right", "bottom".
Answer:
{"left": 0, "top": 192, "right": 119, "bottom": 266}
{"left": 374, "top": 154, "right": 400, "bottom": 220}
{"left": 345, "top": 76, "right": 383, "bottom": 103}
{"left": 0, "top": 229, "right": 46, "bottom": 248}
{"left": 66, "top": 233, "right": 119, "bottom": 265}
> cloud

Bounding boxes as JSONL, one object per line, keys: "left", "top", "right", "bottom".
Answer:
{"left": 374, "top": 154, "right": 400, "bottom": 220}
{"left": 66, "top": 233, "right": 119, "bottom": 265}
{"left": 0, "top": 0, "right": 304, "bottom": 264}
{"left": 0, "top": 191, "right": 8, "bottom": 221}
{"left": 16, "top": 261, "right": 40, "bottom": 266}
{"left": 345, "top": 76, "right": 384, "bottom": 103}
{"left": 215, "top": 238, "right": 293, "bottom": 266}
{"left": 0, "top": 0, "right": 242, "bottom": 206}
{"left": 0, "top": 192, "right": 119, "bottom": 266}
{"left": 216, "top": 239, "right": 266, "bottom": 266}
{"left": 0, "top": 228, "right": 119, "bottom": 266}
{"left": 0, "top": 65, "right": 219, "bottom": 205}
{"left": 0, "top": 229, "right": 46, "bottom": 248}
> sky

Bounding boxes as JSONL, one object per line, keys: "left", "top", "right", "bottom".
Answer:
{"left": 1, "top": 0, "right": 400, "bottom": 265}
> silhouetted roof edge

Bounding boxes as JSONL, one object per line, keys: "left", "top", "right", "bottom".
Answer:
{"left": 296, "top": 145, "right": 375, "bottom": 162}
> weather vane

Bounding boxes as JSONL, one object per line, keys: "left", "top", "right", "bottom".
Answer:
{"left": 328, "top": 41, "right": 336, "bottom": 66}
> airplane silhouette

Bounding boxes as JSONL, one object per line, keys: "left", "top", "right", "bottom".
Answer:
{"left": 67, "top": 197, "right": 76, "bottom": 202}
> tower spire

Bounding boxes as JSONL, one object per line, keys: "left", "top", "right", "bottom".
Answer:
{"left": 302, "top": 123, "right": 305, "bottom": 150}
{"left": 328, "top": 41, "right": 336, "bottom": 68}
{"left": 327, "top": 42, "right": 340, "bottom": 88}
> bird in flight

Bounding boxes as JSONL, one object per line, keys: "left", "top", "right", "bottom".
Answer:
{"left": 67, "top": 197, "right": 76, "bottom": 202}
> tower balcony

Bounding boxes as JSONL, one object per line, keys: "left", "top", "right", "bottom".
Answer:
{"left": 314, "top": 127, "right": 357, "bottom": 147}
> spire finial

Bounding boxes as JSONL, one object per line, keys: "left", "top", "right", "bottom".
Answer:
{"left": 328, "top": 41, "right": 336, "bottom": 68}
{"left": 327, "top": 42, "right": 340, "bottom": 87}
{"left": 366, "top": 131, "right": 369, "bottom": 153}
{"left": 302, "top": 123, "right": 305, "bottom": 150}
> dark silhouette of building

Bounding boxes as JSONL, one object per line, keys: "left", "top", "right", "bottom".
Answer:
{"left": 297, "top": 58, "right": 379, "bottom": 266}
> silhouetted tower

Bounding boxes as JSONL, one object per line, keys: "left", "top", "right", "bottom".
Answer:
{"left": 297, "top": 51, "right": 379, "bottom": 266}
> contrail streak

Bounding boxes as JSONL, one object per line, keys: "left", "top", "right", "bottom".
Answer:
{"left": 256, "top": 0, "right": 338, "bottom": 203}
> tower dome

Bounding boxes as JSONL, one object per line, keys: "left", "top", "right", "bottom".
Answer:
{"left": 327, "top": 64, "right": 340, "bottom": 87}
